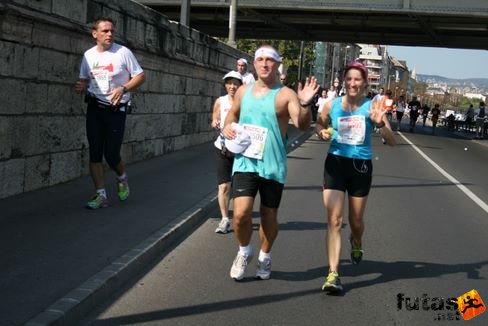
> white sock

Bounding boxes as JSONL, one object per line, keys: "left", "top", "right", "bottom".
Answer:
{"left": 117, "top": 173, "right": 127, "bottom": 181}
{"left": 222, "top": 217, "right": 230, "bottom": 221}
{"left": 258, "top": 250, "right": 271, "bottom": 262}
{"left": 239, "top": 245, "right": 252, "bottom": 256}
{"left": 96, "top": 188, "right": 107, "bottom": 198}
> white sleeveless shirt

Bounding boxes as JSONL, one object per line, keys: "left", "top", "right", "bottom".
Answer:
{"left": 214, "top": 95, "right": 232, "bottom": 149}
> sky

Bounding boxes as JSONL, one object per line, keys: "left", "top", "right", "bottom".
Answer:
{"left": 386, "top": 46, "right": 488, "bottom": 80}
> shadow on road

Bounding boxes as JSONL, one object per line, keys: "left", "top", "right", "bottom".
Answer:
{"left": 87, "top": 258, "right": 487, "bottom": 324}
{"left": 88, "top": 288, "right": 319, "bottom": 325}
{"left": 341, "top": 259, "right": 488, "bottom": 294}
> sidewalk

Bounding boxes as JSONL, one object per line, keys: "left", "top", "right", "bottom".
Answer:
{"left": 0, "top": 125, "right": 312, "bottom": 326}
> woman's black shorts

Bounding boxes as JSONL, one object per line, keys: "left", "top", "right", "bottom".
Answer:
{"left": 323, "top": 153, "right": 373, "bottom": 197}
{"left": 214, "top": 146, "right": 234, "bottom": 185}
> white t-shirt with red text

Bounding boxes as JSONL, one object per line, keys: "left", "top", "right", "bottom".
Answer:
{"left": 79, "top": 43, "right": 143, "bottom": 105}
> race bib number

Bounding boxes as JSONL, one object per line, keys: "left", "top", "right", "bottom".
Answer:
{"left": 92, "top": 69, "right": 110, "bottom": 94}
{"left": 337, "top": 115, "right": 366, "bottom": 145}
{"left": 242, "top": 124, "right": 268, "bottom": 160}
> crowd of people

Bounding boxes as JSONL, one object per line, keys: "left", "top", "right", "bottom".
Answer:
{"left": 74, "top": 17, "right": 484, "bottom": 294}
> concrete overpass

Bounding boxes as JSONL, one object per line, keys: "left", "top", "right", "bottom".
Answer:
{"left": 139, "top": 0, "right": 488, "bottom": 50}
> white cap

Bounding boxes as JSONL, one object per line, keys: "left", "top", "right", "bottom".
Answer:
{"left": 237, "top": 58, "right": 248, "bottom": 65}
{"left": 222, "top": 71, "right": 243, "bottom": 82}
{"left": 225, "top": 122, "right": 251, "bottom": 154}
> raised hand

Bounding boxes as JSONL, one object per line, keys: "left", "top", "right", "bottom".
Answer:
{"left": 369, "top": 101, "right": 386, "bottom": 125}
{"left": 297, "top": 76, "right": 320, "bottom": 105}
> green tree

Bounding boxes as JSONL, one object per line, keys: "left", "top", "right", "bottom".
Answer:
{"left": 458, "top": 96, "right": 478, "bottom": 111}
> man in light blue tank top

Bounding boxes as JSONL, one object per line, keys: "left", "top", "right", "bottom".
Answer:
{"left": 222, "top": 45, "right": 320, "bottom": 281}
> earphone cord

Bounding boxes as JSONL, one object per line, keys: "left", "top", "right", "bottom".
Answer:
{"left": 353, "top": 159, "right": 368, "bottom": 174}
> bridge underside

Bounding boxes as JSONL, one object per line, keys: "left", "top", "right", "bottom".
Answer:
{"left": 143, "top": 2, "right": 488, "bottom": 50}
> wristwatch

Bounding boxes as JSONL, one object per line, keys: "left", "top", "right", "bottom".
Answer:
{"left": 376, "top": 121, "right": 386, "bottom": 128}
{"left": 121, "top": 86, "right": 128, "bottom": 94}
{"left": 300, "top": 101, "right": 312, "bottom": 107}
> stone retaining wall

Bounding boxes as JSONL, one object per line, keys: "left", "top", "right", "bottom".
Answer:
{"left": 0, "top": 0, "right": 250, "bottom": 199}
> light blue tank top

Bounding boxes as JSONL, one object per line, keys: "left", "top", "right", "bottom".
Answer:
{"left": 328, "top": 97, "right": 374, "bottom": 159}
{"left": 232, "top": 83, "right": 287, "bottom": 184}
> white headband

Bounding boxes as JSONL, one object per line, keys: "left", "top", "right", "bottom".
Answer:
{"left": 254, "top": 47, "right": 283, "bottom": 63}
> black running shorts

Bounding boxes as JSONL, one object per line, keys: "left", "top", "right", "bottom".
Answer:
{"left": 86, "top": 104, "right": 126, "bottom": 168}
{"left": 323, "top": 153, "right": 373, "bottom": 197}
{"left": 232, "top": 172, "right": 284, "bottom": 208}
{"left": 214, "top": 146, "right": 234, "bottom": 185}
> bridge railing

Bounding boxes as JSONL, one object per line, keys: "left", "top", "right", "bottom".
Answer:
{"left": 143, "top": 0, "right": 488, "bottom": 15}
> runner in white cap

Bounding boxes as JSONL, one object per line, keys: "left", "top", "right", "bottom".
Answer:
{"left": 223, "top": 45, "right": 320, "bottom": 281}
{"left": 211, "top": 71, "right": 243, "bottom": 234}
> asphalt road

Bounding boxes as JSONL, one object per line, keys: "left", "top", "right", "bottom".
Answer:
{"left": 80, "top": 128, "right": 488, "bottom": 326}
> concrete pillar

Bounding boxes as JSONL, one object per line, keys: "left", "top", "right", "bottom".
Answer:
{"left": 227, "top": 0, "right": 237, "bottom": 48}
{"left": 180, "top": 0, "right": 190, "bottom": 26}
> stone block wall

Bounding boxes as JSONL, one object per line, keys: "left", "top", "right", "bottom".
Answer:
{"left": 0, "top": 0, "right": 250, "bottom": 199}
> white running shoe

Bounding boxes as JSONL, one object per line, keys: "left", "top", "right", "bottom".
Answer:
{"left": 215, "top": 219, "right": 231, "bottom": 234}
{"left": 230, "top": 252, "right": 253, "bottom": 280}
{"left": 255, "top": 258, "right": 272, "bottom": 280}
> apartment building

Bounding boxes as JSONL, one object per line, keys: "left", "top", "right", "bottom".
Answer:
{"left": 358, "top": 44, "right": 384, "bottom": 90}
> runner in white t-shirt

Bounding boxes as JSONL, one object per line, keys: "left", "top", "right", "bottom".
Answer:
{"left": 326, "top": 85, "right": 337, "bottom": 102}
{"left": 394, "top": 95, "right": 406, "bottom": 131}
{"left": 317, "top": 86, "right": 337, "bottom": 114}
{"left": 372, "top": 87, "right": 384, "bottom": 104}
{"left": 74, "top": 17, "right": 145, "bottom": 210}
{"left": 316, "top": 89, "right": 328, "bottom": 114}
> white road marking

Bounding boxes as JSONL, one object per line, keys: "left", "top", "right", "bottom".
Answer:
{"left": 398, "top": 132, "right": 488, "bottom": 214}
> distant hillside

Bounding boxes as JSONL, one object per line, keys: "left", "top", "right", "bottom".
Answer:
{"left": 417, "top": 74, "right": 488, "bottom": 89}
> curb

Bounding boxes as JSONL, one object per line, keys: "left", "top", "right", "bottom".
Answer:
{"left": 25, "top": 192, "right": 218, "bottom": 326}
{"left": 25, "top": 128, "right": 313, "bottom": 326}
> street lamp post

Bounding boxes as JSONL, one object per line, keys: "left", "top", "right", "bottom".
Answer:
{"left": 298, "top": 41, "right": 305, "bottom": 81}
{"left": 343, "top": 45, "right": 351, "bottom": 68}
{"left": 227, "top": 0, "right": 238, "bottom": 48}
{"left": 180, "top": 0, "right": 190, "bottom": 26}
{"left": 330, "top": 43, "right": 336, "bottom": 85}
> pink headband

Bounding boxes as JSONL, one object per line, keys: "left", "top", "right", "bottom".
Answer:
{"left": 344, "top": 61, "right": 368, "bottom": 81}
